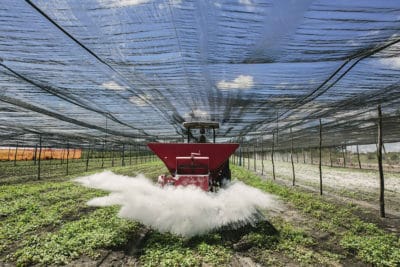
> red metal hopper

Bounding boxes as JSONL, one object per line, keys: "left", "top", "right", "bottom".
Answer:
{"left": 148, "top": 143, "right": 238, "bottom": 174}
{"left": 148, "top": 143, "right": 239, "bottom": 191}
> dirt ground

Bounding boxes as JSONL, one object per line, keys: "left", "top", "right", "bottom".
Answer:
{"left": 249, "top": 159, "right": 400, "bottom": 236}
{"left": 2, "top": 162, "right": 398, "bottom": 266}
{"left": 252, "top": 159, "right": 400, "bottom": 215}
{"left": 54, "top": 162, "right": 400, "bottom": 266}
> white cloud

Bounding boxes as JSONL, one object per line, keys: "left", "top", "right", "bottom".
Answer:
{"left": 101, "top": 81, "right": 126, "bottom": 91}
{"left": 346, "top": 40, "right": 361, "bottom": 46}
{"left": 239, "top": 0, "right": 255, "bottom": 11}
{"left": 239, "top": 0, "right": 253, "bottom": 5}
{"left": 273, "top": 82, "right": 303, "bottom": 90}
{"left": 98, "top": 0, "right": 150, "bottom": 8}
{"left": 366, "top": 30, "right": 381, "bottom": 36}
{"left": 216, "top": 75, "right": 254, "bottom": 90}
{"left": 379, "top": 57, "right": 400, "bottom": 69}
{"left": 184, "top": 109, "right": 209, "bottom": 120}
{"left": 129, "top": 94, "right": 152, "bottom": 107}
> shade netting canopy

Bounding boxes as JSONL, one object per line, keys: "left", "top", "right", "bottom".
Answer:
{"left": 1, "top": 0, "right": 400, "bottom": 149}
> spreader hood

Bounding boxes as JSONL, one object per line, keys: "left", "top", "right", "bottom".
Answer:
{"left": 148, "top": 143, "right": 239, "bottom": 175}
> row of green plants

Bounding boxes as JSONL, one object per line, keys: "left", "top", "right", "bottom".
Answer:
{"left": 0, "top": 155, "right": 155, "bottom": 184}
{"left": 0, "top": 180, "right": 105, "bottom": 256}
{"left": 1, "top": 162, "right": 241, "bottom": 266}
{"left": 232, "top": 165, "right": 400, "bottom": 266}
{"left": 10, "top": 207, "right": 139, "bottom": 266}
{"left": 2, "top": 161, "right": 399, "bottom": 266}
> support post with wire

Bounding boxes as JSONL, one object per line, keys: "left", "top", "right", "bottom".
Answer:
{"left": 14, "top": 141, "right": 19, "bottom": 166}
{"left": 261, "top": 138, "right": 264, "bottom": 175}
{"left": 85, "top": 143, "right": 90, "bottom": 172}
{"left": 66, "top": 142, "right": 69, "bottom": 175}
{"left": 357, "top": 144, "right": 362, "bottom": 169}
{"left": 37, "top": 135, "right": 42, "bottom": 180}
{"left": 377, "top": 105, "right": 385, "bottom": 218}
{"left": 319, "top": 119, "right": 323, "bottom": 195}
{"left": 272, "top": 131, "right": 276, "bottom": 180}
{"left": 290, "top": 127, "right": 295, "bottom": 186}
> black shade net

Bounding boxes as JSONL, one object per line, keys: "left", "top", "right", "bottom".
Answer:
{"left": 1, "top": 0, "right": 400, "bottom": 149}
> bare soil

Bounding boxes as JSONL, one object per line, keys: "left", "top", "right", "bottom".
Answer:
{"left": 254, "top": 159, "right": 400, "bottom": 215}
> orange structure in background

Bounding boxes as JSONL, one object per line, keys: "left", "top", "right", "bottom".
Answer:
{"left": 0, "top": 147, "right": 82, "bottom": 161}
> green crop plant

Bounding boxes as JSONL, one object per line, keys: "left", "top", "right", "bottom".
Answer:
{"left": 10, "top": 207, "right": 139, "bottom": 266}
{"left": 2, "top": 161, "right": 399, "bottom": 267}
{"left": 231, "top": 165, "right": 400, "bottom": 266}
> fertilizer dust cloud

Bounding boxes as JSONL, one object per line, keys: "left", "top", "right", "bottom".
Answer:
{"left": 75, "top": 171, "right": 280, "bottom": 237}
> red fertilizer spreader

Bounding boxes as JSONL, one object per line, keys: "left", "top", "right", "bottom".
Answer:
{"left": 148, "top": 122, "right": 239, "bottom": 191}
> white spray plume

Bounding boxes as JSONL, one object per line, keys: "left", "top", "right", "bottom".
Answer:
{"left": 75, "top": 171, "right": 279, "bottom": 237}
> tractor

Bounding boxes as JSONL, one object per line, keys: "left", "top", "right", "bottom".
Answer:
{"left": 148, "top": 121, "right": 239, "bottom": 191}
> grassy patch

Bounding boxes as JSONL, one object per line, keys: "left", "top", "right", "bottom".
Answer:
{"left": 2, "top": 161, "right": 399, "bottom": 266}
{"left": 10, "top": 207, "right": 139, "bottom": 266}
{"left": 340, "top": 222, "right": 400, "bottom": 266}
{"left": 139, "top": 231, "right": 233, "bottom": 267}
{"left": 232, "top": 165, "right": 400, "bottom": 266}
{"left": 1, "top": 161, "right": 157, "bottom": 265}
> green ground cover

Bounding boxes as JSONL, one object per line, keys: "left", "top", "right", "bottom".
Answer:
{"left": 1, "top": 161, "right": 399, "bottom": 266}
{"left": 232, "top": 166, "right": 400, "bottom": 266}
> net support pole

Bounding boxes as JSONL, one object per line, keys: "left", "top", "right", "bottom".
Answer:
{"left": 34, "top": 144, "right": 37, "bottom": 165}
{"left": 357, "top": 144, "right": 362, "bottom": 169}
{"left": 139, "top": 145, "right": 143, "bottom": 164}
{"left": 111, "top": 146, "right": 115, "bottom": 167}
{"left": 242, "top": 147, "right": 245, "bottom": 167}
{"left": 61, "top": 147, "right": 64, "bottom": 165}
{"left": 129, "top": 144, "right": 132, "bottom": 165}
{"left": 135, "top": 144, "right": 138, "bottom": 165}
{"left": 261, "top": 138, "right": 264, "bottom": 175}
{"left": 14, "top": 141, "right": 19, "bottom": 166}
{"left": 247, "top": 146, "right": 250, "bottom": 170}
{"left": 291, "top": 127, "right": 295, "bottom": 186}
{"left": 85, "top": 143, "right": 90, "bottom": 172}
{"left": 140, "top": 145, "right": 143, "bottom": 164}
{"left": 37, "top": 135, "right": 42, "bottom": 180}
{"left": 101, "top": 141, "right": 105, "bottom": 168}
{"left": 272, "top": 132, "right": 276, "bottom": 180}
{"left": 311, "top": 148, "right": 313, "bottom": 165}
{"left": 319, "top": 118, "right": 323, "bottom": 195}
{"left": 66, "top": 142, "right": 69, "bottom": 175}
{"left": 377, "top": 105, "right": 385, "bottom": 218}
{"left": 122, "top": 144, "right": 125, "bottom": 167}
{"left": 329, "top": 147, "right": 333, "bottom": 167}
{"left": 253, "top": 143, "right": 256, "bottom": 171}
{"left": 342, "top": 144, "right": 346, "bottom": 168}
{"left": 239, "top": 145, "right": 242, "bottom": 166}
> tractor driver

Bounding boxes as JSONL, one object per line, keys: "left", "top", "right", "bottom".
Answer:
{"left": 199, "top": 128, "right": 206, "bottom": 143}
